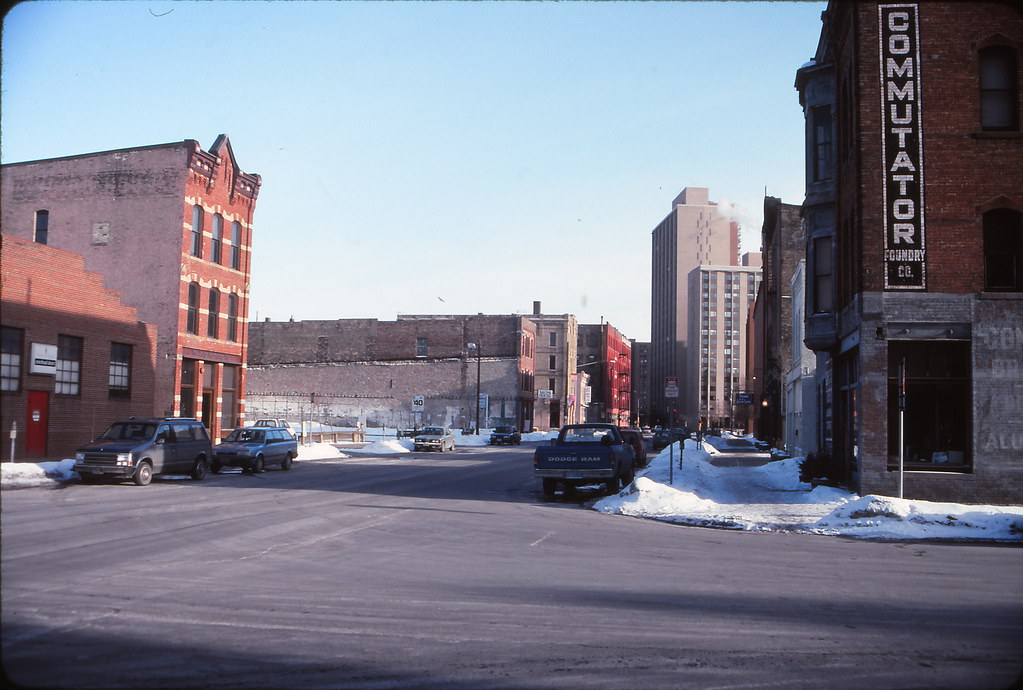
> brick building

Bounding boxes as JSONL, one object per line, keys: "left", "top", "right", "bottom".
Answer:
{"left": 795, "top": 2, "right": 1023, "bottom": 502}
{"left": 756, "top": 197, "right": 806, "bottom": 447}
{"left": 527, "top": 304, "right": 580, "bottom": 430}
{"left": 247, "top": 315, "right": 538, "bottom": 431}
{"left": 577, "top": 322, "right": 634, "bottom": 425}
{"left": 1, "top": 136, "right": 260, "bottom": 441}
{"left": 1, "top": 235, "right": 157, "bottom": 459}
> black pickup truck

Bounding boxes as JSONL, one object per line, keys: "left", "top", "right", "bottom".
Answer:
{"left": 533, "top": 423, "right": 636, "bottom": 496}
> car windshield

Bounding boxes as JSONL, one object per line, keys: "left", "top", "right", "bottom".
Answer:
{"left": 421, "top": 427, "right": 445, "bottom": 435}
{"left": 562, "top": 427, "right": 610, "bottom": 443}
{"left": 100, "top": 422, "right": 156, "bottom": 441}
{"left": 225, "top": 429, "right": 264, "bottom": 443}
{"left": 495, "top": 426, "right": 514, "bottom": 433}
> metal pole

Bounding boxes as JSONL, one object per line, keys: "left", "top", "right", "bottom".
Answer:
{"left": 898, "top": 357, "right": 906, "bottom": 499}
{"left": 8, "top": 421, "right": 16, "bottom": 462}
{"left": 475, "top": 346, "right": 481, "bottom": 434}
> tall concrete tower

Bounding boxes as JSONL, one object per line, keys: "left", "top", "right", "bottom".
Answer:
{"left": 649, "top": 187, "right": 738, "bottom": 426}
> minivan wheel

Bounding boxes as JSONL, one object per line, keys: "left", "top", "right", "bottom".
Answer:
{"left": 134, "top": 462, "right": 153, "bottom": 486}
{"left": 191, "top": 457, "right": 209, "bottom": 480}
{"left": 252, "top": 455, "right": 265, "bottom": 473}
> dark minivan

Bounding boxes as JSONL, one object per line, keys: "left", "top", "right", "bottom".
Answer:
{"left": 74, "top": 417, "right": 213, "bottom": 486}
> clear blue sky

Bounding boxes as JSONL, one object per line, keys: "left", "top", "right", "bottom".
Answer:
{"left": 2, "top": 0, "right": 826, "bottom": 342}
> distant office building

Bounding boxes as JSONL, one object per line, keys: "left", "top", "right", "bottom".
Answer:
{"left": 795, "top": 2, "right": 1023, "bottom": 502}
{"left": 687, "top": 255, "right": 762, "bottom": 428}
{"left": 650, "top": 187, "right": 739, "bottom": 426}
{"left": 1, "top": 136, "right": 261, "bottom": 441}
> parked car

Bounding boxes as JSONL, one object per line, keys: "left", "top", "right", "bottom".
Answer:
{"left": 618, "top": 427, "right": 648, "bottom": 467}
{"left": 489, "top": 425, "right": 522, "bottom": 445}
{"left": 252, "top": 418, "right": 299, "bottom": 439}
{"left": 414, "top": 426, "right": 456, "bottom": 452}
{"left": 533, "top": 423, "right": 636, "bottom": 496}
{"left": 396, "top": 428, "right": 420, "bottom": 439}
{"left": 213, "top": 427, "right": 298, "bottom": 473}
{"left": 74, "top": 417, "right": 213, "bottom": 486}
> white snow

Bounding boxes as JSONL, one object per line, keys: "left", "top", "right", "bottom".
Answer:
{"left": 594, "top": 439, "right": 1023, "bottom": 541}
{"left": 5, "top": 435, "right": 1019, "bottom": 542}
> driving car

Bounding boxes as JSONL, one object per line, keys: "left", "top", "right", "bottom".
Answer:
{"left": 489, "top": 425, "right": 522, "bottom": 445}
{"left": 413, "top": 426, "right": 455, "bottom": 452}
{"left": 213, "top": 426, "right": 298, "bottom": 473}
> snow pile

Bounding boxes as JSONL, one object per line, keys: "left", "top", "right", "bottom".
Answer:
{"left": 595, "top": 440, "right": 1023, "bottom": 541}
{"left": 454, "top": 431, "right": 490, "bottom": 447}
{"left": 346, "top": 439, "right": 413, "bottom": 454}
{"left": 297, "top": 442, "right": 348, "bottom": 460}
{"left": 818, "top": 494, "right": 1023, "bottom": 541}
{"left": 1, "top": 459, "right": 77, "bottom": 489}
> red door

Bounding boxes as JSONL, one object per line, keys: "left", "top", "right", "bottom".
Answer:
{"left": 25, "top": 390, "right": 49, "bottom": 457}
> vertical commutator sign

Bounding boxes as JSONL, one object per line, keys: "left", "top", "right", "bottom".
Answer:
{"left": 880, "top": 4, "right": 926, "bottom": 289}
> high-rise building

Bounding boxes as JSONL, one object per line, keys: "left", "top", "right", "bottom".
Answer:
{"left": 687, "top": 255, "right": 762, "bottom": 428}
{"left": 650, "top": 187, "right": 739, "bottom": 427}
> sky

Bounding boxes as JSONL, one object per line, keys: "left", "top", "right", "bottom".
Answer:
{"left": 1, "top": 0, "right": 827, "bottom": 342}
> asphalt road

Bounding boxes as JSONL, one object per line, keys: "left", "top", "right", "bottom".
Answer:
{"left": 3, "top": 444, "right": 1022, "bottom": 689}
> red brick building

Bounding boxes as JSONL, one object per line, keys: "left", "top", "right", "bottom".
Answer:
{"left": 1, "top": 235, "right": 158, "bottom": 459}
{"left": 796, "top": 2, "right": 1023, "bottom": 502}
{"left": 1, "top": 136, "right": 260, "bottom": 442}
{"left": 577, "top": 323, "right": 633, "bottom": 426}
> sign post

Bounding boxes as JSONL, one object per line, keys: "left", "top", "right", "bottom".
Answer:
{"left": 898, "top": 358, "right": 906, "bottom": 498}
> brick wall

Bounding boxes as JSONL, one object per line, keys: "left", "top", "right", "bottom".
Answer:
{"left": 1, "top": 235, "right": 158, "bottom": 458}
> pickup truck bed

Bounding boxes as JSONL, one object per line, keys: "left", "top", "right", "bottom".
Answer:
{"left": 533, "top": 424, "right": 636, "bottom": 496}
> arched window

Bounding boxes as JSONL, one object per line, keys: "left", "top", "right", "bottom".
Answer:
{"left": 191, "top": 205, "right": 204, "bottom": 258}
{"left": 211, "top": 214, "right": 223, "bottom": 264}
{"left": 207, "top": 288, "right": 221, "bottom": 339}
{"left": 984, "top": 209, "right": 1023, "bottom": 291}
{"left": 980, "top": 46, "right": 1019, "bottom": 131}
{"left": 187, "top": 282, "right": 200, "bottom": 334}
{"left": 34, "top": 210, "right": 49, "bottom": 245}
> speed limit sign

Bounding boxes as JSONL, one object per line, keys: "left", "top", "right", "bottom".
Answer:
{"left": 412, "top": 395, "right": 425, "bottom": 411}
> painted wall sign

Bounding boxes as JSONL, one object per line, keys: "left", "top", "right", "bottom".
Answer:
{"left": 879, "top": 4, "right": 926, "bottom": 289}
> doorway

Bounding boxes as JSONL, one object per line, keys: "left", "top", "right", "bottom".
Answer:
{"left": 25, "top": 390, "right": 49, "bottom": 457}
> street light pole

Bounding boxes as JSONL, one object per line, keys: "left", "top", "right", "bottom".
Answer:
{"left": 468, "top": 342, "right": 481, "bottom": 434}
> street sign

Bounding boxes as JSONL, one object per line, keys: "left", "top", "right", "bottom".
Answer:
{"left": 412, "top": 395, "right": 425, "bottom": 411}
{"left": 537, "top": 389, "right": 553, "bottom": 400}
{"left": 664, "top": 377, "right": 679, "bottom": 399}
{"left": 735, "top": 392, "right": 754, "bottom": 405}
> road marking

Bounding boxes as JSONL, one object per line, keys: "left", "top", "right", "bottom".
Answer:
{"left": 529, "top": 531, "right": 554, "bottom": 547}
